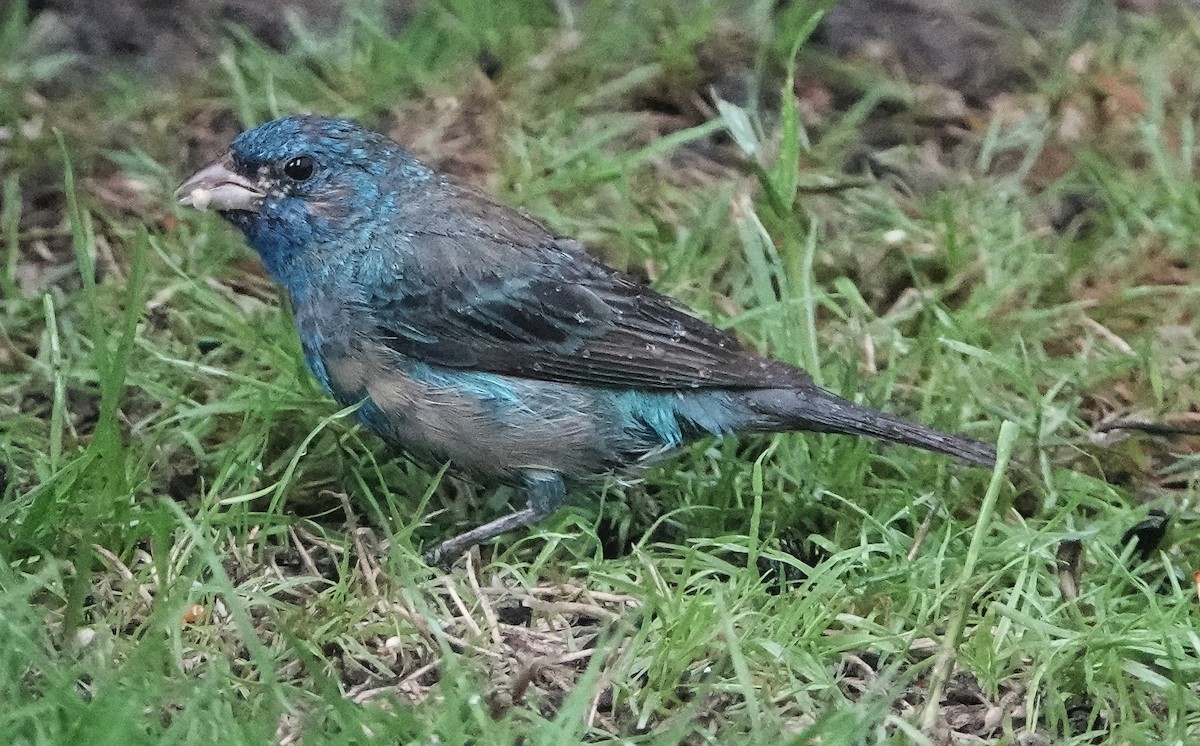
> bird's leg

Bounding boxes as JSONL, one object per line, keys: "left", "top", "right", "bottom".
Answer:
{"left": 423, "top": 471, "right": 567, "bottom": 566}
{"left": 422, "top": 507, "right": 541, "bottom": 566}
{"left": 523, "top": 470, "right": 568, "bottom": 516}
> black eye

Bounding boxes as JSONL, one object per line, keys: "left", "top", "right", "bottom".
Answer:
{"left": 283, "top": 155, "right": 315, "bottom": 181}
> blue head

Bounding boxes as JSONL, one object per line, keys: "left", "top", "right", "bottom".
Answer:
{"left": 176, "top": 115, "right": 433, "bottom": 298}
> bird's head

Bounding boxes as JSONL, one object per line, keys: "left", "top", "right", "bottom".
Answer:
{"left": 176, "top": 115, "right": 432, "bottom": 293}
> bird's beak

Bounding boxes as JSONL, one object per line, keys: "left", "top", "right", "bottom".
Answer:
{"left": 175, "top": 154, "right": 264, "bottom": 212}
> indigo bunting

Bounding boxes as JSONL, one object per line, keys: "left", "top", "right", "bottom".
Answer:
{"left": 176, "top": 116, "right": 996, "bottom": 562}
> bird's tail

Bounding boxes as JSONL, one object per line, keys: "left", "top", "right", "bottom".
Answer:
{"left": 747, "top": 386, "right": 997, "bottom": 468}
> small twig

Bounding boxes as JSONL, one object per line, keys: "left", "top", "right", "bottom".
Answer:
{"left": 287, "top": 526, "right": 323, "bottom": 578}
{"left": 443, "top": 576, "right": 483, "bottom": 638}
{"left": 1094, "top": 420, "right": 1200, "bottom": 436}
{"left": 466, "top": 549, "right": 503, "bottom": 645}
{"left": 386, "top": 602, "right": 501, "bottom": 659}
{"left": 523, "top": 597, "right": 623, "bottom": 624}
{"left": 511, "top": 650, "right": 596, "bottom": 707}
{"left": 349, "top": 659, "right": 442, "bottom": 703}
{"left": 907, "top": 502, "right": 937, "bottom": 562}
{"left": 1056, "top": 540, "right": 1083, "bottom": 602}
{"left": 292, "top": 526, "right": 347, "bottom": 555}
{"left": 525, "top": 583, "right": 583, "bottom": 598}
{"left": 92, "top": 543, "right": 154, "bottom": 607}
{"left": 584, "top": 590, "right": 640, "bottom": 606}
{"left": 793, "top": 179, "right": 873, "bottom": 194}
{"left": 555, "top": 649, "right": 597, "bottom": 665}
{"left": 399, "top": 659, "right": 440, "bottom": 688}
{"left": 862, "top": 333, "right": 877, "bottom": 375}
{"left": 337, "top": 492, "right": 380, "bottom": 597}
{"left": 587, "top": 645, "right": 621, "bottom": 728}
{"left": 1081, "top": 316, "right": 1135, "bottom": 356}
{"left": 841, "top": 653, "right": 877, "bottom": 681}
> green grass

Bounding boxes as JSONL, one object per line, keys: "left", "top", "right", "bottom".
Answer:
{"left": 2, "top": 0, "right": 1198, "bottom": 743}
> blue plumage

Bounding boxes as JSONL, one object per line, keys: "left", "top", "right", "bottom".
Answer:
{"left": 177, "top": 115, "right": 995, "bottom": 562}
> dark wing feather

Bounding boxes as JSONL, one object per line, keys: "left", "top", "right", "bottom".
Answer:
{"left": 365, "top": 214, "right": 809, "bottom": 391}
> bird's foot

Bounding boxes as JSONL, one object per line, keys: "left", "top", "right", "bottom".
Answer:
{"left": 421, "top": 507, "right": 541, "bottom": 567}
{"left": 422, "top": 471, "right": 568, "bottom": 567}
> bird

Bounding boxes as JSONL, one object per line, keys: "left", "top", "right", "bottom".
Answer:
{"left": 176, "top": 115, "right": 996, "bottom": 563}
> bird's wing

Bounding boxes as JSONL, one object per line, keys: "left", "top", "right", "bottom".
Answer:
{"left": 364, "top": 229, "right": 810, "bottom": 391}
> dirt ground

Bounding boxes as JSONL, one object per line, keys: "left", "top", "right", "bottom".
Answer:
{"left": 26, "top": 0, "right": 1185, "bottom": 93}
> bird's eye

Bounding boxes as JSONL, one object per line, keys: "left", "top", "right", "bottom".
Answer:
{"left": 282, "top": 155, "right": 315, "bottom": 182}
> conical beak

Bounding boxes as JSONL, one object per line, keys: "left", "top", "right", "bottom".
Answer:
{"left": 175, "top": 155, "right": 264, "bottom": 212}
